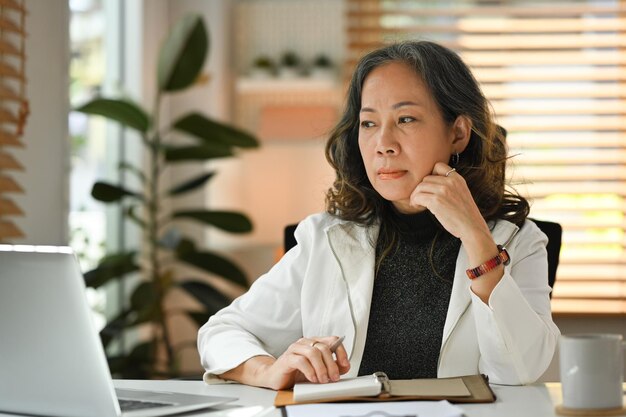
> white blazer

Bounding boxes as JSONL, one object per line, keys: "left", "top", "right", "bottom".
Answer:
{"left": 198, "top": 213, "right": 560, "bottom": 385}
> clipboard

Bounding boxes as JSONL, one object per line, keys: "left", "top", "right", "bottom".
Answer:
{"left": 274, "top": 373, "right": 496, "bottom": 406}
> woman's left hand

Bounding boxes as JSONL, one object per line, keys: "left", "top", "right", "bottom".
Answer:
{"left": 409, "top": 161, "right": 488, "bottom": 242}
{"left": 411, "top": 162, "right": 505, "bottom": 303}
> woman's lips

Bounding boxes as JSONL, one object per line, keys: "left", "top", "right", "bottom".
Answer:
{"left": 377, "top": 169, "right": 407, "bottom": 180}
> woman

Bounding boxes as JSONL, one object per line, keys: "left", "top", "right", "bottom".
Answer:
{"left": 198, "top": 41, "right": 559, "bottom": 389}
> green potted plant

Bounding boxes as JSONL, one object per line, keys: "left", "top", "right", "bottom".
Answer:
{"left": 250, "top": 55, "right": 275, "bottom": 79}
{"left": 278, "top": 50, "right": 302, "bottom": 78}
{"left": 75, "top": 14, "right": 259, "bottom": 378}
{"left": 310, "top": 53, "right": 335, "bottom": 79}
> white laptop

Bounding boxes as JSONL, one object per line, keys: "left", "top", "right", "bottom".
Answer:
{"left": 0, "top": 245, "right": 236, "bottom": 417}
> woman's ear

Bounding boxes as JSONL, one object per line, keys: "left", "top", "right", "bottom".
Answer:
{"left": 451, "top": 115, "right": 471, "bottom": 153}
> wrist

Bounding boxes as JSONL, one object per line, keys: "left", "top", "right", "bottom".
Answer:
{"left": 251, "top": 356, "right": 275, "bottom": 386}
{"left": 459, "top": 221, "right": 492, "bottom": 247}
{"left": 461, "top": 228, "right": 498, "bottom": 265}
{"left": 466, "top": 245, "right": 510, "bottom": 279}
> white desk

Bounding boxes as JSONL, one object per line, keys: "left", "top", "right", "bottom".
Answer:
{"left": 109, "top": 379, "right": 625, "bottom": 417}
{"left": 0, "top": 380, "right": 622, "bottom": 416}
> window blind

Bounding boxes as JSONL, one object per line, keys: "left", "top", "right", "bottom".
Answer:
{"left": 346, "top": 0, "right": 626, "bottom": 315}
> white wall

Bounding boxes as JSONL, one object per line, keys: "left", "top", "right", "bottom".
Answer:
{"left": 13, "top": 0, "right": 69, "bottom": 244}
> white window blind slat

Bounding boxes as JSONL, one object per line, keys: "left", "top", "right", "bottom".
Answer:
{"left": 507, "top": 133, "right": 626, "bottom": 148}
{"left": 481, "top": 84, "right": 626, "bottom": 99}
{"left": 513, "top": 166, "right": 626, "bottom": 181}
{"left": 347, "top": 0, "right": 626, "bottom": 315}
{"left": 463, "top": 51, "right": 626, "bottom": 66}
{"left": 492, "top": 100, "right": 626, "bottom": 116}
{"left": 350, "top": 18, "right": 626, "bottom": 34}
{"left": 514, "top": 149, "right": 626, "bottom": 164}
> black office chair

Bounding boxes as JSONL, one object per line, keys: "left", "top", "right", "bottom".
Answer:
{"left": 284, "top": 218, "right": 562, "bottom": 295}
{"left": 284, "top": 223, "right": 299, "bottom": 254}
{"left": 529, "top": 218, "right": 562, "bottom": 297}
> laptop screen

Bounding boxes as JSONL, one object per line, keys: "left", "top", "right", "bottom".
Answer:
{"left": 0, "top": 246, "right": 124, "bottom": 416}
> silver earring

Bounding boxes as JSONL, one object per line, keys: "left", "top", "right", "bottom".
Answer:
{"left": 451, "top": 152, "right": 460, "bottom": 166}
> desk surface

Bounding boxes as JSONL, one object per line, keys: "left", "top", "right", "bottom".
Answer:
{"left": 1, "top": 380, "right": 623, "bottom": 417}
{"left": 111, "top": 379, "right": 624, "bottom": 417}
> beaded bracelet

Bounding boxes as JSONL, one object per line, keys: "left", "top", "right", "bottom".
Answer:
{"left": 466, "top": 245, "right": 510, "bottom": 280}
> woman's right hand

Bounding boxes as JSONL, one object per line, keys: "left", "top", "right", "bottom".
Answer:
{"left": 221, "top": 336, "right": 350, "bottom": 390}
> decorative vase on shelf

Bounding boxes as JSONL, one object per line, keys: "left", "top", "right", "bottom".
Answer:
{"left": 278, "top": 51, "right": 302, "bottom": 79}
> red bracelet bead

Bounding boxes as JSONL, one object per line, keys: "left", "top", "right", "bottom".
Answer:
{"left": 466, "top": 245, "right": 510, "bottom": 280}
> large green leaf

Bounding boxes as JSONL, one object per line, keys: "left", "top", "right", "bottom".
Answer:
{"left": 164, "top": 144, "right": 233, "bottom": 162}
{"left": 177, "top": 250, "right": 248, "bottom": 288}
{"left": 158, "top": 14, "right": 208, "bottom": 92}
{"left": 99, "top": 309, "right": 131, "bottom": 348}
{"left": 186, "top": 311, "right": 214, "bottom": 327}
{"left": 91, "top": 181, "right": 142, "bottom": 203}
{"left": 174, "top": 237, "right": 196, "bottom": 255}
{"left": 128, "top": 341, "right": 155, "bottom": 363}
{"left": 130, "top": 281, "right": 158, "bottom": 312}
{"left": 107, "top": 341, "right": 155, "bottom": 379}
{"left": 169, "top": 172, "right": 215, "bottom": 196}
{"left": 179, "top": 281, "right": 231, "bottom": 313}
{"left": 107, "top": 355, "right": 130, "bottom": 377}
{"left": 172, "top": 210, "right": 252, "bottom": 233}
{"left": 84, "top": 251, "right": 139, "bottom": 288}
{"left": 75, "top": 98, "right": 150, "bottom": 133}
{"left": 173, "top": 113, "right": 258, "bottom": 148}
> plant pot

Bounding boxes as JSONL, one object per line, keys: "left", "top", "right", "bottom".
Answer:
{"left": 249, "top": 67, "right": 274, "bottom": 79}
{"left": 278, "top": 67, "right": 301, "bottom": 79}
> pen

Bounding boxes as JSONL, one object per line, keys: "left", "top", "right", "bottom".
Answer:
{"left": 329, "top": 335, "right": 345, "bottom": 353}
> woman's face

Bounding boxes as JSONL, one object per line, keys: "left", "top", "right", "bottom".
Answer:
{"left": 358, "top": 61, "right": 456, "bottom": 214}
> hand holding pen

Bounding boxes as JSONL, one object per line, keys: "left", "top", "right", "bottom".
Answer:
{"left": 233, "top": 335, "right": 350, "bottom": 390}
{"left": 292, "top": 335, "right": 349, "bottom": 385}
{"left": 306, "top": 335, "right": 349, "bottom": 383}
{"left": 312, "top": 335, "right": 345, "bottom": 353}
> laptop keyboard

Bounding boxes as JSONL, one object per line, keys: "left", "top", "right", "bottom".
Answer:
{"left": 118, "top": 398, "right": 173, "bottom": 411}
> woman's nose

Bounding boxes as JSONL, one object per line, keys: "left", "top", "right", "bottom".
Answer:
{"left": 375, "top": 128, "right": 399, "bottom": 155}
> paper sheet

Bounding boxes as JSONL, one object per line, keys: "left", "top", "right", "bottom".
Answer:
{"left": 284, "top": 400, "right": 464, "bottom": 417}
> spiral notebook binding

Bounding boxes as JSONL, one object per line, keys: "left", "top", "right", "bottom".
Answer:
{"left": 373, "top": 371, "right": 391, "bottom": 397}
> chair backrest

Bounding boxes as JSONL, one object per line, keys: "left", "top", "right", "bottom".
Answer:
{"left": 284, "top": 218, "right": 562, "bottom": 294}
{"left": 284, "top": 223, "right": 298, "bottom": 253}
{"left": 529, "top": 218, "right": 562, "bottom": 296}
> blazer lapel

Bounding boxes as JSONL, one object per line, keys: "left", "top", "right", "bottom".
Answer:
{"left": 441, "top": 245, "right": 472, "bottom": 346}
{"left": 326, "top": 221, "right": 378, "bottom": 361}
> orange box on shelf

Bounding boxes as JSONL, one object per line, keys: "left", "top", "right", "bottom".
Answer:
{"left": 258, "top": 105, "right": 339, "bottom": 141}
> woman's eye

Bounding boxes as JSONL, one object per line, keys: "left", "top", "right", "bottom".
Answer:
{"left": 360, "top": 120, "right": 375, "bottom": 128}
{"left": 399, "top": 116, "right": 415, "bottom": 124}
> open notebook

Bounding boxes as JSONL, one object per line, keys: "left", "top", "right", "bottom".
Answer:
{"left": 275, "top": 373, "right": 495, "bottom": 406}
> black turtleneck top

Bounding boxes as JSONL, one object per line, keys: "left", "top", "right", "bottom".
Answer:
{"left": 357, "top": 209, "right": 461, "bottom": 379}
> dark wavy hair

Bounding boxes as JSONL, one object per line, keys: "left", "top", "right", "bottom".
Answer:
{"left": 325, "top": 41, "right": 529, "bottom": 266}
